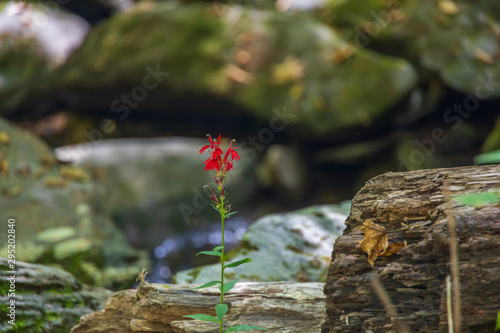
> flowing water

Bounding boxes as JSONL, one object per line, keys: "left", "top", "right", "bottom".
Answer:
{"left": 148, "top": 217, "right": 250, "bottom": 283}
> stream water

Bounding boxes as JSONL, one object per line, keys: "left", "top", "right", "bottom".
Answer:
{"left": 147, "top": 217, "right": 250, "bottom": 283}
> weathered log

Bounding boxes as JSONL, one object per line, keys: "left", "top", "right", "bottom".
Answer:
{"left": 323, "top": 164, "right": 500, "bottom": 332}
{"left": 71, "top": 279, "right": 325, "bottom": 333}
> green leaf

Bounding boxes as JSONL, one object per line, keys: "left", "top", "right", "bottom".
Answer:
{"left": 211, "top": 204, "right": 220, "bottom": 212}
{"left": 454, "top": 192, "right": 500, "bottom": 207}
{"left": 220, "top": 280, "right": 238, "bottom": 295}
{"left": 495, "top": 311, "right": 500, "bottom": 331}
{"left": 182, "top": 314, "right": 219, "bottom": 323}
{"left": 224, "top": 211, "right": 239, "bottom": 218}
{"left": 224, "top": 258, "right": 252, "bottom": 270}
{"left": 474, "top": 149, "right": 500, "bottom": 165}
{"left": 213, "top": 245, "right": 224, "bottom": 252}
{"left": 193, "top": 280, "right": 220, "bottom": 289}
{"left": 196, "top": 250, "right": 223, "bottom": 257}
{"left": 224, "top": 325, "right": 268, "bottom": 332}
{"left": 215, "top": 303, "right": 228, "bottom": 322}
{"left": 196, "top": 245, "right": 225, "bottom": 257}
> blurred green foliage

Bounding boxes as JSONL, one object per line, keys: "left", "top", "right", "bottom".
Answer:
{"left": 454, "top": 191, "right": 500, "bottom": 207}
{"left": 474, "top": 150, "right": 500, "bottom": 165}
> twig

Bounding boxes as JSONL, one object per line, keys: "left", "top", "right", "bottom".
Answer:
{"left": 371, "top": 273, "right": 410, "bottom": 333}
{"left": 446, "top": 275, "right": 453, "bottom": 333}
{"left": 444, "top": 186, "right": 462, "bottom": 332}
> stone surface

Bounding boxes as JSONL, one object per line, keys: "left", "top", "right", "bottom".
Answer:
{"left": 0, "top": 2, "right": 90, "bottom": 115}
{"left": 4, "top": 3, "right": 417, "bottom": 139}
{"left": 0, "top": 118, "right": 148, "bottom": 289}
{"left": 174, "top": 203, "right": 349, "bottom": 284}
{"left": 0, "top": 258, "right": 112, "bottom": 333}
{"left": 257, "top": 144, "right": 308, "bottom": 198}
{"left": 324, "top": 0, "right": 500, "bottom": 97}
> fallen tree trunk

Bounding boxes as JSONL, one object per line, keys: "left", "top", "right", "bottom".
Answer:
{"left": 323, "top": 164, "right": 500, "bottom": 332}
{"left": 71, "top": 280, "right": 325, "bottom": 333}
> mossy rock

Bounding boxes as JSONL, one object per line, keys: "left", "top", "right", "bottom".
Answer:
{"left": 0, "top": 118, "right": 148, "bottom": 289}
{"left": 0, "top": 258, "right": 111, "bottom": 333}
{"left": 173, "top": 203, "right": 350, "bottom": 283}
{"left": 50, "top": 3, "right": 416, "bottom": 137}
{"left": 325, "top": 0, "right": 500, "bottom": 97}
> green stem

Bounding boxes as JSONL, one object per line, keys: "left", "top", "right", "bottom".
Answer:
{"left": 219, "top": 195, "right": 225, "bottom": 333}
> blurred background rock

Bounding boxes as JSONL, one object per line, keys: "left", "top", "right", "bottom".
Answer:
{"left": 0, "top": 0, "right": 499, "bottom": 287}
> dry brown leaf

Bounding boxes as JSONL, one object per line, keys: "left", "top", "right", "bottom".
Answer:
{"left": 1, "top": 185, "right": 22, "bottom": 198}
{"left": 380, "top": 241, "right": 405, "bottom": 257}
{"left": 271, "top": 56, "right": 304, "bottom": 85}
{"left": 474, "top": 48, "right": 494, "bottom": 64}
{"left": 44, "top": 177, "right": 68, "bottom": 188}
{"left": 60, "top": 166, "right": 90, "bottom": 182}
{"left": 330, "top": 44, "right": 357, "bottom": 64}
{"left": 438, "top": 0, "right": 459, "bottom": 15}
{"left": 234, "top": 50, "right": 251, "bottom": 64}
{"left": 0, "top": 131, "right": 10, "bottom": 145}
{"left": 0, "top": 158, "right": 8, "bottom": 176}
{"left": 225, "top": 64, "right": 253, "bottom": 84}
{"left": 359, "top": 219, "right": 388, "bottom": 267}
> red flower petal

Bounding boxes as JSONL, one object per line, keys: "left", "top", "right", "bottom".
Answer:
{"left": 213, "top": 148, "right": 223, "bottom": 159}
{"left": 230, "top": 148, "right": 240, "bottom": 161}
{"left": 199, "top": 145, "right": 210, "bottom": 155}
{"left": 204, "top": 157, "right": 220, "bottom": 171}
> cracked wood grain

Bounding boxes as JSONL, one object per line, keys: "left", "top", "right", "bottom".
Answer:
{"left": 322, "top": 165, "right": 500, "bottom": 333}
{"left": 71, "top": 281, "right": 325, "bottom": 333}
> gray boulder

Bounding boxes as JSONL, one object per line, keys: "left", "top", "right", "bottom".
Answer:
{"left": 173, "top": 203, "right": 349, "bottom": 283}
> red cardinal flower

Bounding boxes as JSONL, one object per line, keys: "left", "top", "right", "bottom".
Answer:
{"left": 200, "top": 134, "right": 239, "bottom": 173}
{"left": 222, "top": 140, "right": 240, "bottom": 171}
{"left": 200, "top": 134, "right": 223, "bottom": 171}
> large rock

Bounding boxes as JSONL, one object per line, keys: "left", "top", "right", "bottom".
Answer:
{"left": 0, "top": 118, "right": 148, "bottom": 289}
{"left": 174, "top": 203, "right": 349, "bottom": 283}
{"left": 325, "top": 0, "right": 500, "bottom": 97}
{"left": 0, "top": 3, "right": 90, "bottom": 114}
{"left": 4, "top": 3, "right": 417, "bottom": 138}
{"left": 55, "top": 137, "right": 258, "bottom": 249}
{"left": 0, "top": 258, "right": 112, "bottom": 333}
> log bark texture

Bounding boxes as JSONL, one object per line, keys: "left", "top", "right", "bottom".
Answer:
{"left": 71, "top": 280, "right": 325, "bottom": 333}
{"left": 322, "top": 165, "right": 500, "bottom": 332}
